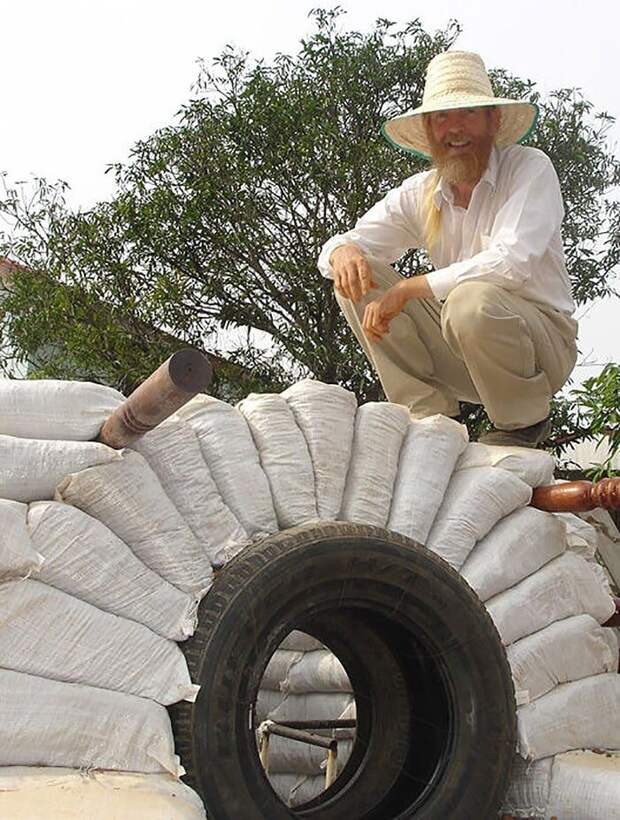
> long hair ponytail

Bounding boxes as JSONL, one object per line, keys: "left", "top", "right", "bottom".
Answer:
{"left": 423, "top": 169, "right": 442, "bottom": 251}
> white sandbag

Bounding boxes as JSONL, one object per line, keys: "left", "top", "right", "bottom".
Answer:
{"left": 265, "top": 735, "right": 353, "bottom": 775}
{"left": 267, "top": 774, "right": 326, "bottom": 808}
{"left": 289, "top": 774, "right": 326, "bottom": 807}
{"left": 28, "top": 501, "right": 197, "bottom": 641}
{"left": 0, "top": 669, "right": 181, "bottom": 775}
{"left": 580, "top": 508, "right": 620, "bottom": 552}
{"left": 266, "top": 692, "right": 355, "bottom": 725}
{"left": 266, "top": 773, "right": 303, "bottom": 805}
{"left": 547, "top": 750, "right": 620, "bottom": 820}
{"left": 517, "top": 673, "right": 620, "bottom": 759}
{"left": 426, "top": 467, "right": 532, "bottom": 569}
{"left": 0, "top": 378, "right": 124, "bottom": 440}
{"left": 460, "top": 507, "right": 566, "bottom": 601}
{"left": 279, "top": 631, "right": 325, "bottom": 652}
{"left": 262, "top": 650, "right": 303, "bottom": 691}
{"left": 0, "top": 578, "right": 197, "bottom": 705}
{"left": 284, "top": 649, "right": 351, "bottom": 694}
{"left": 555, "top": 512, "right": 599, "bottom": 560}
{"left": 456, "top": 442, "right": 556, "bottom": 487}
{"left": 0, "top": 768, "right": 206, "bottom": 820}
{"left": 176, "top": 395, "right": 277, "bottom": 537}
{"left": 256, "top": 689, "right": 287, "bottom": 721}
{"left": 237, "top": 393, "right": 318, "bottom": 528}
{"left": 388, "top": 415, "right": 468, "bottom": 544}
{"left": 0, "top": 434, "right": 120, "bottom": 503}
{"left": 282, "top": 380, "right": 357, "bottom": 520}
{"left": 486, "top": 553, "right": 616, "bottom": 646}
{"left": 130, "top": 418, "right": 248, "bottom": 566}
{"left": 339, "top": 402, "right": 410, "bottom": 527}
{"left": 56, "top": 449, "right": 213, "bottom": 596}
{"left": 507, "top": 615, "right": 619, "bottom": 705}
{"left": 501, "top": 755, "right": 553, "bottom": 819}
{"left": 0, "top": 500, "right": 43, "bottom": 580}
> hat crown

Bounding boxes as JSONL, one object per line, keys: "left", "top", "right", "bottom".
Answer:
{"left": 422, "top": 51, "right": 494, "bottom": 107}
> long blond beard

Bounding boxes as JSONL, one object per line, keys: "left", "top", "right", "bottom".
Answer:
{"left": 428, "top": 131, "right": 495, "bottom": 185}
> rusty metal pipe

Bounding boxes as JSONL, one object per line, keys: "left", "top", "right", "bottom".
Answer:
{"left": 258, "top": 721, "right": 337, "bottom": 751}
{"left": 276, "top": 719, "right": 357, "bottom": 731}
{"left": 97, "top": 348, "right": 212, "bottom": 449}
{"left": 531, "top": 477, "right": 620, "bottom": 513}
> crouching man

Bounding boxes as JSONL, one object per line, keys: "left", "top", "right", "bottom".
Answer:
{"left": 318, "top": 51, "right": 577, "bottom": 448}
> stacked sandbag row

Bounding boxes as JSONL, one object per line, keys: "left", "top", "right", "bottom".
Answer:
{"left": 256, "top": 630, "right": 355, "bottom": 807}
{"left": 2, "top": 376, "right": 619, "bottom": 819}
{"left": 230, "top": 381, "right": 620, "bottom": 814}
{"left": 0, "top": 380, "right": 220, "bottom": 818}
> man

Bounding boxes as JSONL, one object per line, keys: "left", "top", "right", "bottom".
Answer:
{"left": 318, "top": 51, "right": 578, "bottom": 448}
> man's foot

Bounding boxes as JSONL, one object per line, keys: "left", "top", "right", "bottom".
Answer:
{"left": 478, "top": 416, "right": 551, "bottom": 449}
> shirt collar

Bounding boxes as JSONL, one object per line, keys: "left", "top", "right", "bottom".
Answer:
{"left": 433, "top": 145, "right": 500, "bottom": 208}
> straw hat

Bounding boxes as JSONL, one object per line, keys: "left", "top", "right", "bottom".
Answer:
{"left": 382, "top": 51, "right": 538, "bottom": 159}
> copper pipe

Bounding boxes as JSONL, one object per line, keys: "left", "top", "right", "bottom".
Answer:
{"left": 97, "top": 349, "right": 212, "bottom": 449}
{"left": 531, "top": 477, "right": 620, "bottom": 513}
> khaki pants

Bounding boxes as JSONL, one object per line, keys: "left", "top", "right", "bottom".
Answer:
{"left": 336, "top": 259, "right": 578, "bottom": 430}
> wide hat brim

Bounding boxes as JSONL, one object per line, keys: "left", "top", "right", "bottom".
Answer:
{"left": 382, "top": 98, "right": 539, "bottom": 159}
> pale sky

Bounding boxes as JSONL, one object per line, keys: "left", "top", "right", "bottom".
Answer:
{"left": 1, "top": 0, "right": 618, "bottom": 383}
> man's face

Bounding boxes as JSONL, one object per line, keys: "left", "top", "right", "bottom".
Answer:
{"left": 425, "top": 107, "right": 501, "bottom": 185}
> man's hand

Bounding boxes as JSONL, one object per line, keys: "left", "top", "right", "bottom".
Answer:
{"left": 362, "top": 277, "right": 433, "bottom": 342}
{"left": 330, "top": 244, "right": 378, "bottom": 303}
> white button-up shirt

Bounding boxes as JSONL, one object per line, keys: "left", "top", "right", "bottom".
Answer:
{"left": 318, "top": 145, "right": 575, "bottom": 316}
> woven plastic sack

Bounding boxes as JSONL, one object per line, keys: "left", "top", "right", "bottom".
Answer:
{"left": 237, "top": 393, "right": 318, "bottom": 528}
{"left": 265, "top": 736, "right": 353, "bottom": 776}
{"left": 255, "top": 689, "right": 287, "bottom": 721}
{"left": 0, "top": 669, "right": 181, "bottom": 775}
{"left": 279, "top": 631, "right": 324, "bottom": 652}
{"left": 0, "top": 500, "right": 43, "bottom": 580}
{"left": 0, "top": 578, "right": 197, "bottom": 704}
{"left": 486, "top": 553, "right": 616, "bottom": 646}
{"left": 455, "top": 442, "right": 556, "bottom": 487}
{"left": 0, "top": 434, "right": 120, "bottom": 503}
{"left": 388, "top": 415, "right": 468, "bottom": 544}
{"left": 130, "top": 418, "right": 248, "bottom": 566}
{"left": 426, "top": 466, "right": 532, "bottom": 569}
{"left": 282, "top": 380, "right": 357, "bottom": 520}
{"left": 176, "top": 395, "right": 277, "bottom": 537}
{"left": 501, "top": 755, "right": 553, "bottom": 819}
{"left": 517, "top": 673, "right": 620, "bottom": 759}
{"left": 555, "top": 512, "right": 599, "bottom": 560}
{"left": 283, "top": 649, "right": 351, "bottom": 695}
{"left": 507, "top": 614, "right": 619, "bottom": 705}
{"left": 265, "top": 692, "right": 354, "bottom": 725}
{"left": 460, "top": 507, "right": 566, "bottom": 601}
{"left": 0, "top": 379, "right": 124, "bottom": 441}
{"left": 262, "top": 650, "right": 303, "bottom": 691}
{"left": 56, "top": 449, "right": 212, "bottom": 596}
{"left": 0, "top": 769, "right": 207, "bottom": 820}
{"left": 547, "top": 750, "right": 620, "bottom": 820}
{"left": 28, "top": 501, "right": 197, "bottom": 641}
{"left": 340, "top": 402, "right": 410, "bottom": 527}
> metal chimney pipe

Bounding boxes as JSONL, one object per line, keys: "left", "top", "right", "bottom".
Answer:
{"left": 97, "top": 348, "right": 212, "bottom": 449}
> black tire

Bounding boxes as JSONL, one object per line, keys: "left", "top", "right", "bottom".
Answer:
{"left": 170, "top": 522, "right": 516, "bottom": 820}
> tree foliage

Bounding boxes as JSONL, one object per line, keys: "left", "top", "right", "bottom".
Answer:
{"left": 1, "top": 8, "right": 618, "bottom": 466}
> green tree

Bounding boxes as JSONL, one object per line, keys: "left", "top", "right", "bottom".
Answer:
{"left": 1, "top": 9, "right": 618, "bottom": 468}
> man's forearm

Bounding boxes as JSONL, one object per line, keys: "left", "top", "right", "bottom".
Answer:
{"left": 395, "top": 275, "right": 433, "bottom": 302}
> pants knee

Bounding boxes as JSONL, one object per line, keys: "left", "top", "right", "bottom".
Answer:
{"left": 441, "top": 282, "right": 506, "bottom": 342}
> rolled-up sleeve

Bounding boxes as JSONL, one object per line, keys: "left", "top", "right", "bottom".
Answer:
{"left": 426, "top": 154, "right": 565, "bottom": 300}
{"left": 317, "top": 178, "right": 426, "bottom": 278}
